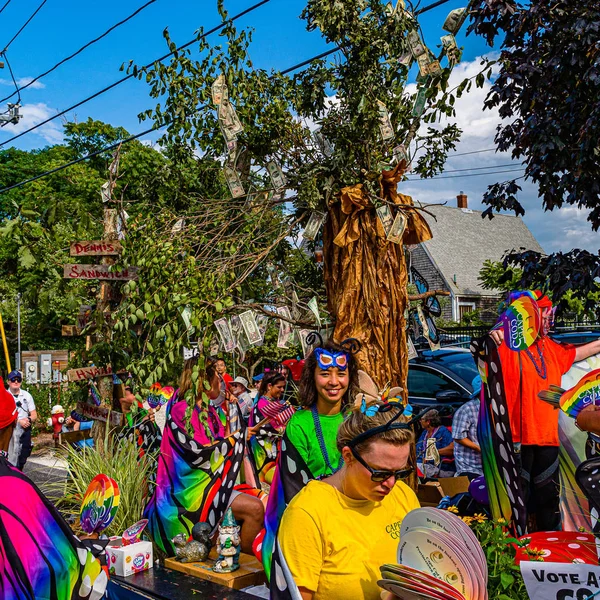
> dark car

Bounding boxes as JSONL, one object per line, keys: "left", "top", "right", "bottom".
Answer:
{"left": 550, "top": 331, "right": 600, "bottom": 345}
{"left": 408, "top": 348, "right": 478, "bottom": 421}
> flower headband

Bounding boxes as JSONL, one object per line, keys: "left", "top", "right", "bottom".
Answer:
{"left": 314, "top": 347, "right": 349, "bottom": 371}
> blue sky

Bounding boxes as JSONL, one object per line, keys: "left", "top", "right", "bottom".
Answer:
{"left": 0, "top": 0, "right": 597, "bottom": 254}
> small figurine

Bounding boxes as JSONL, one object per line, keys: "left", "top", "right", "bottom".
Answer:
{"left": 172, "top": 521, "right": 212, "bottom": 563}
{"left": 47, "top": 405, "right": 65, "bottom": 439}
{"left": 213, "top": 508, "right": 241, "bottom": 573}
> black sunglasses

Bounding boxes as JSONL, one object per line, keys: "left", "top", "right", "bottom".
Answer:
{"left": 350, "top": 446, "right": 413, "bottom": 482}
{"left": 9, "top": 377, "right": 22, "bottom": 383}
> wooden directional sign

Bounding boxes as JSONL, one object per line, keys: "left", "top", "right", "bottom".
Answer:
{"left": 76, "top": 402, "right": 123, "bottom": 427}
{"left": 63, "top": 264, "right": 138, "bottom": 281}
{"left": 62, "top": 325, "right": 81, "bottom": 337}
{"left": 70, "top": 241, "right": 122, "bottom": 256}
{"left": 67, "top": 365, "right": 113, "bottom": 382}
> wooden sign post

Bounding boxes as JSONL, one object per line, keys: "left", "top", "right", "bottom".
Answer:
{"left": 63, "top": 264, "right": 138, "bottom": 280}
{"left": 76, "top": 402, "right": 123, "bottom": 427}
{"left": 70, "top": 241, "right": 122, "bottom": 256}
{"left": 67, "top": 365, "right": 113, "bottom": 382}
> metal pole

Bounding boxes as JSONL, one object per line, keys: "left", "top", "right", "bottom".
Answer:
{"left": 0, "top": 313, "right": 11, "bottom": 374}
{"left": 16, "top": 293, "right": 21, "bottom": 370}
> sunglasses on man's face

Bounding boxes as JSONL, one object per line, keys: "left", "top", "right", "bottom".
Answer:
{"left": 9, "top": 377, "right": 22, "bottom": 383}
{"left": 350, "top": 446, "right": 413, "bottom": 483}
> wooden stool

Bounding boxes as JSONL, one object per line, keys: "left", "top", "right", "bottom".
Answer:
{"left": 165, "top": 548, "right": 265, "bottom": 590}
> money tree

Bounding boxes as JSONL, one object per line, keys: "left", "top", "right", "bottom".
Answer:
{"left": 119, "top": 0, "right": 484, "bottom": 394}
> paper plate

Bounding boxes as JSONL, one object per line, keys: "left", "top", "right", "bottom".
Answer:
{"left": 381, "top": 564, "right": 465, "bottom": 600}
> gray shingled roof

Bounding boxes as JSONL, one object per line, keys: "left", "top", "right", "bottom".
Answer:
{"left": 418, "top": 203, "right": 544, "bottom": 297}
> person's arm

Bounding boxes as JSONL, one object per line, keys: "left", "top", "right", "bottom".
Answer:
{"left": 455, "top": 437, "right": 480, "bottom": 452}
{"left": 574, "top": 339, "right": 600, "bottom": 363}
{"left": 437, "top": 428, "right": 454, "bottom": 457}
{"left": 438, "top": 441, "right": 454, "bottom": 457}
{"left": 29, "top": 409, "right": 37, "bottom": 423}
{"left": 575, "top": 405, "right": 600, "bottom": 435}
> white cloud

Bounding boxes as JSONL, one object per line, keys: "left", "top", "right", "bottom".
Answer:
{"left": 0, "top": 102, "right": 63, "bottom": 144}
{"left": 402, "top": 54, "right": 599, "bottom": 254}
{"left": 0, "top": 76, "right": 45, "bottom": 90}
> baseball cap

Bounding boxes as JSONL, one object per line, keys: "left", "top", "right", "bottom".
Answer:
{"left": 8, "top": 370, "right": 22, "bottom": 381}
{"left": 232, "top": 376, "right": 249, "bottom": 390}
{"left": 470, "top": 375, "right": 482, "bottom": 399}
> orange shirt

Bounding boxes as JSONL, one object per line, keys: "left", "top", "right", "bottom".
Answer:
{"left": 498, "top": 338, "right": 575, "bottom": 446}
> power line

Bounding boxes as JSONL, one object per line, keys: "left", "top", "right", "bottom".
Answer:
{"left": 0, "top": 0, "right": 13, "bottom": 16}
{"left": 2, "top": 0, "right": 48, "bottom": 54}
{"left": 0, "top": 0, "right": 158, "bottom": 104}
{"left": 406, "top": 167, "right": 524, "bottom": 181}
{"left": 1, "top": 52, "right": 20, "bottom": 104}
{"left": 0, "top": 0, "right": 272, "bottom": 148}
{"left": 447, "top": 147, "right": 497, "bottom": 158}
{"left": 425, "top": 162, "right": 518, "bottom": 174}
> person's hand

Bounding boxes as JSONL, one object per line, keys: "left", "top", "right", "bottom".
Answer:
{"left": 489, "top": 328, "right": 504, "bottom": 346}
{"left": 246, "top": 426, "right": 258, "bottom": 441}
{"left": 580, "top": 404, "right": 600, "bottom": 414}
{"left": 19, "top": 417, "right": 31, "bottom": 428}
{"left": 147, "top": 408, "right": 156, "bottom": 423}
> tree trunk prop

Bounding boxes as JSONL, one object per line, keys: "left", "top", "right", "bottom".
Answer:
{"left": 323, "top": 163, "right": 432, "bottom": 394}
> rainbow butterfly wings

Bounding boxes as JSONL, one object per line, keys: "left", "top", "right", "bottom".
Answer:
{"left": 80, "top": 474, "right": 120, "bottom": 535}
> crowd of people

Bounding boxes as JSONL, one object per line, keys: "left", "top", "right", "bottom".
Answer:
{"left": 3, "top": 289, "right": 600, "bottom": 600}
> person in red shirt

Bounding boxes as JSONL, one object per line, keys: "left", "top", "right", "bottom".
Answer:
{"left": 0, "top": 378, "right": 17, "bottom": 454}
{"left": 215, "top": 358, "right": 233, "bottom": 389}
{"left": 491, "top": 293, "right": 600, "bottom": 530}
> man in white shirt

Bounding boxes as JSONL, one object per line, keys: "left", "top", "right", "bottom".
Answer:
{"left": 230, "top": 376, "right": 253, "bottom": 420}
{"left": 7, "top": 370, "right": 37, "bottom": 470}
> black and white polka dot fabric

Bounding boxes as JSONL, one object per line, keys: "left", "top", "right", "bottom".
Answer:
{"left": 576, "top": 456, "right": 600, "bottom": 537}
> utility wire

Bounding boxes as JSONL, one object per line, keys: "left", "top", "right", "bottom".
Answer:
{"left": 447, "top": 147, "right": 497, "bottom": 158}
{"left": 0, "top": 0, "right": 451, "bottom": 147}
{"left": 0, "top": 0, "right": 13, "bottom": 16}
{"left": 0, "top": 0, "right": 271, "bottom": 148}
{"left": 1, "top": 51, "right": 20, "bottom": 104}
{"left": 2, "top": 0, "right": 48, "bottom": 53}
{"left": 406, "top": 167, "right": 524, "bottom": 181}
{"left": 424, "top": 162, "right": 518, "bottom": 174}
{"left": 0, "top": 0, "right": 158, "bottom": 104}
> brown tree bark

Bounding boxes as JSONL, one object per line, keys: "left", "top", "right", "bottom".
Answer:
{"left": 323, "top": 164, "right": 432, "bottom": 396}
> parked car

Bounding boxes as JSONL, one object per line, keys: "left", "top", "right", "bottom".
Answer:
{"left": 408, "top": 348, "right": 478, "bottom": 423}
{"left": 550, "top": 331, "right": 600, "bottom": 345}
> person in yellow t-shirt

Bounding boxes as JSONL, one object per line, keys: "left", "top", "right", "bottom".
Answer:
{"left": 277, "top": 398, "right": 419, "bottom": 600}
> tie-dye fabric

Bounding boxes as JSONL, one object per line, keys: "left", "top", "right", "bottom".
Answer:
{"left": 0, "top": 455, "right": 108, "bottom": 600}
{"left": 263, "top": 433, "right": 313, "bottom": 585}
{"left": 143, "top": 398, "right": 245, "bottom": 557}
{"left": 472, "top": 336, "right": 527, "bottom": 536}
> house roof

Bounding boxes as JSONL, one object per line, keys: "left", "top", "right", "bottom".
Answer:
{"left": 418, "top": 203, "right": 544, "bottom": 297}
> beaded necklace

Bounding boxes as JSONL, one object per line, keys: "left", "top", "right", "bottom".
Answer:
{"left": 524, "top": 338, "right": 547, "bottom": 380}
{"left": 311, "top": 404, "right": 343, "bottom": 474}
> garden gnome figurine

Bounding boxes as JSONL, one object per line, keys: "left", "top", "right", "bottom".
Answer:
{"left": 213, "top": 508, "right": 241, "bottom": 573}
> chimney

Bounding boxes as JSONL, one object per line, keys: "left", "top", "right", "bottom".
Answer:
{"left": 457, "top": 191, "right": 468, "bottom": 209}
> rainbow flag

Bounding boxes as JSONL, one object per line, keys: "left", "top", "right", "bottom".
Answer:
{"left": 0, "top": 455, "right": 108, "bottom": 600}
{"left": 143, "top": 398, "right": 245, "bottom": 556}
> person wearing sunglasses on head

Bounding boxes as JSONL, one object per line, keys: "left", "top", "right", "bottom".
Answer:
{"left": 276, "top": 397, "right": 419, "bottom": 600}
{"left": 6, "top": 370, "right": 37, "bottom": 470}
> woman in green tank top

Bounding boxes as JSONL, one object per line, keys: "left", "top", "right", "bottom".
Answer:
{"left": 285, "top": 339, "right": 359, "bottom": 477}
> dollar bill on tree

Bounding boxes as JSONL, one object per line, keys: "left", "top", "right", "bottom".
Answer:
{"left": 304, "top": 211, "right": 326, "bottom": 241}
{"left": 214, "top": 317, "right": 235, "bottom": 352}
{"left": 387, "top": 211, "right": 408, "bottom": 244}
{"left": 209, "top": 335, "right": 221, "bottom": 356}
{"left": 109, "top": 152, "right": 120, "bottom": 177}
{"left": 291, "top": 289, "right": 301, "bottom": 321}
{"left": 376, "top": 204, "right": 394, "bottom": 236}
{"left": 267, "top": 161, "right": 286, "bottom": 190}
{"left": 298, "top": 329, "right": 315, "bottom": 359}
{"left": 101, "top": 181, "right": 111, "bottom": 203}
{"left": 256, "top": 314, "right": 269, "bottom": 347}
{"left": 307, "top": 296, "right": 321, "bottom": 328}
{"left": 313, "top": 128, "right": 334, "bottom": 157}
{"left": 398, "top": 50, "right": 413, "bottom": 67}
{"left": 442, "top": 7, "right": 467, "bottom": 34}
{"left": 277, "top": 306, "right": 294, "bottom": 349}
{"left": 407, "top": 30, "right": 426, "bottom": 58}
{"left": 407, "top": 336, "right": 418, "bottom": 360}
{"left": 411, "top": 88, "right": 427, "bottom": 117}
{"left": 377, "top": 100, "right": 395, "bottom": 142}
{"left": 392, "top": 144, "right": 411, "bottom": 170}
{"left": 239, "top": 310, "right": 263, "bottom": 346}
{"left": 426, "top": 59, "right": 443, "bottom": 77}
{"left": 223, "top": 165, "right": 245, "bottom": 198}
{"left": 441, "top": 34, "right": 462, "bottom": 65}
{"left": 230, "top": 315, "right": 248, "bottom": 353}
{"left": 416, "top": 53, "right": 432, "bottom": 78}
{"left": 218, "top": 99, "right": 243, "bottom": 138}
{"left": 211, "top": 74, "right": 228, "bottom": 106}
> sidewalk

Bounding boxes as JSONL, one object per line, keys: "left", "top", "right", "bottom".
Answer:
{"left": 23, "top": 448, "right": 68, "bottom": 497}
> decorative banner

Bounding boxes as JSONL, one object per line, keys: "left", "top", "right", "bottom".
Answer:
{"left": 387, "top": 211, "right": 408, "bottom": 244}
{"left": 63, "top": 264, "right": 138, "bottom": 281}
{"left": 70, "top": 241, "right": 122, "bottom": 256}
{"left": 239, "top": 310, "right": 262, "bottom": 346}
{"left": 68, "top": 365, "right": 113, "bottom": 382}
{"left": 501, "top": 294, "right": 541, "bottom": 351}
{"left": 277, "top": 306, "right": 294, "bottom": 349}
{"left": 307, "top": 297, "right": 321, "bottom": 328}
{"left": 303, "top": 211, "right": 326, "bottom": 241}
{"left": 521, "top": 561, "right": 600, "bottom": 600}
{"left": 214, "top": 317, "right": 235, "bottom": 352}
{"left": 76, "top": 401, "right": 123, "bottom": 427}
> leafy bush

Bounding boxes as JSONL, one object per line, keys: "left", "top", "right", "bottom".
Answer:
{"left": 54, "top": 433, "right": 155, "bottom": 537}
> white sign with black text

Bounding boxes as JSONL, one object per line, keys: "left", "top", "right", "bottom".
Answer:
{"left": 521, "top": 561, "right": 600, "bottom": 600}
